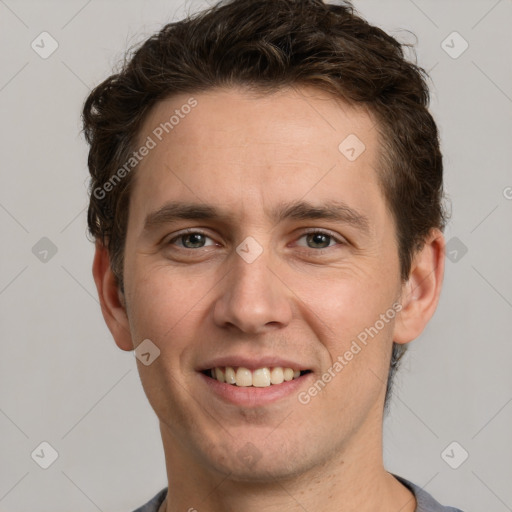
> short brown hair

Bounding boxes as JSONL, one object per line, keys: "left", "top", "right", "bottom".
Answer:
{"left": 82, "top": 0, "right": 448, "bottom": 410}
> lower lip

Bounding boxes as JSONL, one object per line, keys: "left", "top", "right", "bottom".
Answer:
{"left": 198, "top": 372, "right": 313, "bottom": 407}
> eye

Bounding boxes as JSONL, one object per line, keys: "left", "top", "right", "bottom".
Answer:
{"left": 165, "top": 228, "right": 345, "bottom": 252}
{"left": 168, "top": 230, "right": 216, "bottom": 249}
{"left": 296, "top": 230, "right": 345, "bottom": 250}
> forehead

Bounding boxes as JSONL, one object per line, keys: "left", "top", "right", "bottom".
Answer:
{"left": 129, "top": 85, "right": 386, "bottom": 231}
{"left": 138, "top": 85, "right": 376, "bottom": 158}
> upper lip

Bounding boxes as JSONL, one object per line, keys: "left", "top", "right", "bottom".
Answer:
{"left": 197, "top": 356, "right": 311, "bottom": 372}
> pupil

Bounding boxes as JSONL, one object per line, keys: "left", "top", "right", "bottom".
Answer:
{"left": 308, "top": 233, "right": 330, "bottom": 248}
{"left": 185, "top": 233, "right": 204, "bottom": 248}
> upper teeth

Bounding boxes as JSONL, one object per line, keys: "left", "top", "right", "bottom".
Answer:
{"left": 210, "top": 367, "right": 302, "bottom": 387}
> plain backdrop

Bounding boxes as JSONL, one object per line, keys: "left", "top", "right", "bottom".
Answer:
{"left": 1, "top": 0, "right": 511, "bottom": 511}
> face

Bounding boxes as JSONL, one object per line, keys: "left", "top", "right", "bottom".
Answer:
{"left": 116, "top": 86, "right": 407, "bottom": 480}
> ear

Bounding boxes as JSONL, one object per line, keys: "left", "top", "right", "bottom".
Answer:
{"left": 393, "top": 229, "right": 445, "bottom": 344}
{"left": 92, "top": 240, "right": 134, "bottom": 351}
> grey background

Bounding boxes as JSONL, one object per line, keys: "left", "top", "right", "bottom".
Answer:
{"left": 1, "top": 0, "right": 511, "bottom": 510}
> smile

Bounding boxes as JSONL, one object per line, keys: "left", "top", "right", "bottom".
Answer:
{"left": 204, "top": 366, "right": 312, "bottom": 387}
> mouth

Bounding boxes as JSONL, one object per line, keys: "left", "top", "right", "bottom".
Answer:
{"left": 201, "top": 366, "right": 312, "bottom": 387}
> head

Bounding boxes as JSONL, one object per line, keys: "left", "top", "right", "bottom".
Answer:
{"left": 85, "top": 0, "right": 447, "bottom": 481}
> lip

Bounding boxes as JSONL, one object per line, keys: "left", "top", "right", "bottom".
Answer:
{"left": 198, "top": 370, "right": 314, "bottom": 407}
{"left": 197, "top": 356, "right": 310, "bottom": 372}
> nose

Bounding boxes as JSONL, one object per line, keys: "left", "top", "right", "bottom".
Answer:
{"left": 212, "top": 243, "right": 293, "bottom": 335}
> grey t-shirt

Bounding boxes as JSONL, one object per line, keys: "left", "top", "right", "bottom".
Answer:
{"left": 132, "top": 475, "right": 464, "bottom": 512}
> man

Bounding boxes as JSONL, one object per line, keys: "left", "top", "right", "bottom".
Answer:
{"left": 83, "top": 0, "right": 464, "bottom": 510}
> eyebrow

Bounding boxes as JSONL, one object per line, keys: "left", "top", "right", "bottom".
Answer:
{"left": 143, "top": 199, "right": 371, "bottom": 235}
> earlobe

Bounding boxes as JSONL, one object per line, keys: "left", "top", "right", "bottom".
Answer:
{"left": 92, "top": 240, "right": 134, "bottom": 352}
{"left": 393, "top": 229, "right": 445, "bottom": 345}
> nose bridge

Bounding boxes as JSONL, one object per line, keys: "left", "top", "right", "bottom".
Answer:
{"left": 213, "top": 234, "right": 292, "bottom": 333}
{"left": 233, "top": 236, "right": 273, "bottom": 294}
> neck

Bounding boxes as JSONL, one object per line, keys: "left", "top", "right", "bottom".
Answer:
{"left": 157, "top": 416, "right": 416, "bottom": 512}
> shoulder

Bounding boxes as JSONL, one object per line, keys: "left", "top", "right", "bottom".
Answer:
{"left": 394, "top": 475, "right": 465, "bottom": 512}
{"left": 131, "top": 487, "right": 167, "bottom": 512}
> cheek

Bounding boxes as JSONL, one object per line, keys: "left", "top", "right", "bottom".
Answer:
{"left": 294, "top": 267, "right": 395, "bottom": 337}
{"left": 124, "top": 262, "right": 206, "bottom": 344}
{"left": 292, "top": 265, "right": 397, "bottom": 386}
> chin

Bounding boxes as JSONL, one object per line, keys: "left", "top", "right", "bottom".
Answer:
{"left": 202, "top": 442, "right": 320, "bottom": 484}
{"left": 218, "top": 461, "right": 308, "bottom": 483}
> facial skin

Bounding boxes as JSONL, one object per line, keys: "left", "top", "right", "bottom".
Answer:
{"left": 93, "top": 86, "right": 445, "bottom": 512}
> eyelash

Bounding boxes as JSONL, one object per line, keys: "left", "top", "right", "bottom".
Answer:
{"left": 166, "top": 228, "right": 346, "bottom": 251}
